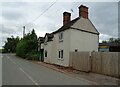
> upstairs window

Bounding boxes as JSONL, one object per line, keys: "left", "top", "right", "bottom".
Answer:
{"left": 59, "top": 32, "right": 63, "bottom": 42}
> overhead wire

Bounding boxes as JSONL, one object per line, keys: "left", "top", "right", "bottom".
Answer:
{"left": 24, "top": 0, "right": 58, "bottom": 27}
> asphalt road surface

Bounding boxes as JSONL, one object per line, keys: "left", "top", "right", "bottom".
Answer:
{"left": 2, "top": 53, "right": 92, "bottom": 85}
{"left": 0, "top": 53, "right": 2, "bottom": 86}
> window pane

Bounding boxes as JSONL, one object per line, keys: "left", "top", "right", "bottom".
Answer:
{"left": 59, "top": 34, "right": 60, "bottom": 39}
{"left": 61, "top": 33, "right": 63, "bottom": 39}
{"left": 59, "top": 51, "right": 60, "bottom": 58}
{"left": 59, "top": 33, "right": 61, "bottom": 40}
{"left": 59, "top": 32, "right": 63, "bottom": 40}
{"left": 61, "top": 50, "right": 63, "bottom": 58}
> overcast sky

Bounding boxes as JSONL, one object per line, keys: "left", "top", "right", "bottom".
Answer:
{"left": 0, "top": 0, "right": 119, "bottom": 48}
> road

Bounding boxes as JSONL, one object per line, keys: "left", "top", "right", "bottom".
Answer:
{"left": 2, "top": 53, "right": 92, "bottom": 85}
{"left": 0, "top": 53, "right": 2, "bottom": 86}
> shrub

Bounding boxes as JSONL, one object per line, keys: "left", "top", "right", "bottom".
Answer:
{"left": 16, "top": 29, "right": 39, "bottom": 61}
{"left": 25, "top": 51, "right": 40, "bottom": 60}
{"left": 16, "top": 40, "right": 27, "bottom": 58}
{"left": 32, "top": 53, "right": 40, "bottom": 60}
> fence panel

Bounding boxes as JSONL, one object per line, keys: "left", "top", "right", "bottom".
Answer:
{"left": 70, "top": 52, "right": 91, "bottom": 72}
{"left": 70, "top": 52, "right": 119, "bottom": 77}
{"left": 91, "top": 52, "right": 102, "bottom": 74}
{"left": 91, "top": 52, "right": 119, "bottom": 77}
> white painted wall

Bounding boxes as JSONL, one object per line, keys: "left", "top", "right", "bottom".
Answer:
{"left": 53, "top": 30, "right": 71, "bottom": 67}
{"left": 41, "top": 43, "right": 44, "bottom": 49}
{"left": 43, "top": 30, "right": 71, "bottom": 67}
{"left": 70, "top": 17, "right": 99, "bottom": 52}
{"left": 44, "top": 29, "right": 98, "bottom": 67}
{"left": 44, "top": 41, "right": 54, "bottom": 63}
{"left": 43, "top": 18, "right": 99, "bottom": 67}
{"left": 71, "top": 17, "right": 98, "bottom": 34}
{"left": 70, "top": 29, "right": 99, "bottom": 52}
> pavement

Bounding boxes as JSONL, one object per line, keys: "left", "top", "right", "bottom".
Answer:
{"left": 2, "top": 53, "right": 94, "bottom": 85}
{"left": 36, "top": 60, "right": 119, "bottom": 85}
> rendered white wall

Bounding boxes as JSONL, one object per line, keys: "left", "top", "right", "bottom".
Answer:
{"left": 41, "top": 43, "right": 44, "bottom": 49}
{"left": 53, "top": 30, "right": 71, "bottom": 67}
{"left": 71, "top": 17, "right": 98, "bottom": 34}
{"left": 44, "top": 41, "right": 53, "bottom": 63}
{"left": 43, "top": 17, "right": 99, "bottom": 67}
{"left": 70, "top": 29, "right": 99, "bottom": 52}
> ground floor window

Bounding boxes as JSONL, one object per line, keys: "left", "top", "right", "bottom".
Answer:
{"left": 58, "top": 50, "right": 63, "bottom": 59}
{"left": 45, "top": 50, "right": 47, "bottom": 57}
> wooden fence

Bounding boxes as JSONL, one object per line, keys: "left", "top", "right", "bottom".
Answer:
{"left": 70, "top": 52, "right": 120, "bottom": 78}
{"left": 70, "top": 52, "right": 91, "bottom": 72}
{"left": 91, "top": 52, "right": 119, "bottom": 77}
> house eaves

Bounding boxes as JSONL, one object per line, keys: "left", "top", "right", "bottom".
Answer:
{"left": 70, "top": 27, "right": 99, "bottom": 35}
{"left": 52, "top": 17, "right": 80, "bottom": 34}
{"left": 52, "top": 17, "right": 99, "bottom": 35}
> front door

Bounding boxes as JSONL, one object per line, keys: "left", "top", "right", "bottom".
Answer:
{"left": 40, "top": 49, "right": 44, "bottom": 62}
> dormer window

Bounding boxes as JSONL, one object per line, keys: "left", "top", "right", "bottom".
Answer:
{"left": 59, "top": 32, "right": 63, "bottom": 42}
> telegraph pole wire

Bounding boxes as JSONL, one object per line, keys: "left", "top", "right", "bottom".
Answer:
{"left": 24, "top": 0, "right": 58, "bottom": 27}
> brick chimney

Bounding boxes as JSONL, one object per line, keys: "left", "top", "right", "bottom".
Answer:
{"left": 63, "top": 12, "right": 71, "bottom": 25}
{"left": 79, "top": 5, "right": 88, "bottom": 19}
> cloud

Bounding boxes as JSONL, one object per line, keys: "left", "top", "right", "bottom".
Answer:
{"left": 2, "top": 25, "right": 18, "bottom": 34}
{"left": 99, "top": 33, "right": 113, "bottom": 41}
{"left": 2, "top": 11, "right": 23, "bottom": 21}
{"left": 0, "top": 1, "right": 119, "bottom": 48}
{"left": 89, "top": 2, "right": 118, "bottom": 37}
{"left": 2, "top": 2, "right": 28, "bottom": 8}
{"left": 1, "top": 0, "right": 119, "bottom": 2}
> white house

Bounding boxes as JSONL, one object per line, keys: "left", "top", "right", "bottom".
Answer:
{"left": 40, "top": 5, "right": 99, "bottom": 67}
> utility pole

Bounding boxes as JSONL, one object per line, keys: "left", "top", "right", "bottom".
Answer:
{"left": 23, "top": 26, "right": 25, "bottom": 38}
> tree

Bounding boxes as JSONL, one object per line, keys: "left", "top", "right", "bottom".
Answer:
{"left": 102, "top": 40, "right": 107, "bottom": 43}
{"left": 16, "top": 40, "right": 27, "bottom": 58}
{"left": 16, "top": 29, "right": 39, "bottom": 60}
{"left": 102, "top": 38, "right": 120, "bottom": 44}
{"left": 114, "top": 38, "right": 120, "bottom": 43}
{"left": 4, "top": 36, "right": 20, "bottom": 53}
{"left": 108, "top": 38, "right": 114, "bottom": 43}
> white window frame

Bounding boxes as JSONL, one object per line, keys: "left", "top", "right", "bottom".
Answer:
{"left": 59, "top": 32, "right": 63, "bottom": 42}
{"left": 58, "top": 50, "right": 63, "bottom": 59}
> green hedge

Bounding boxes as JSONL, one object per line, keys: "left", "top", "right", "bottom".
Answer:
{"left": 16, "top": 40, "right": 27, "bottom": 58}
{"left": 26, "top": 51, "right": 40, "bottom": 60}
{"left": 16, "top": 29, "right": 39, "bottom": 60}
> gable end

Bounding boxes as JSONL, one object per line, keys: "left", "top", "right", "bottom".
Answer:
{"left": 70, "top": 27, "right": 99, "bottom": 35}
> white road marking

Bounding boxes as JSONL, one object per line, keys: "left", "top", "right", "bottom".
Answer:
{"left": 7, "top": 56, "right": 17, "bottom": 65}
{"left": 7, "top": 55, "right": 39, "bottom": 85}
{"left": 19, "top": 67, "right": 39, "bottom": 85}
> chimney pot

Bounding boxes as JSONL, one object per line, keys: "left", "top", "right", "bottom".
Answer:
{"left": 63, "top": 12, "right": 71, "bottom": 25}
{"left": 79, "top": 5, "right": 88, "bottom": 19}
